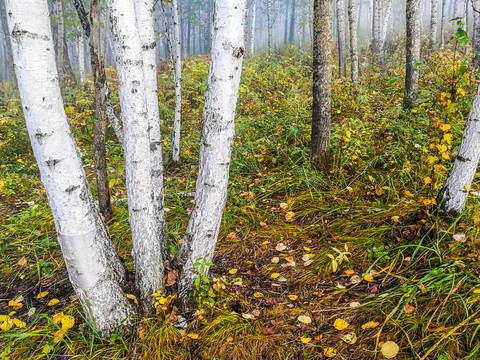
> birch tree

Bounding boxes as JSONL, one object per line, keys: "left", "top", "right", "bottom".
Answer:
{"left": 251, "top": 0, "right": 257, "bottom": 55}
{"left": 268, "top": 0, "right": 273, "bottom": 56}
{"left": 337, "top": 0, "right": 347, "bottom": 77}
{"left": 311, "top": 0, "right": 332, "bottom": 169}
{"left": 170, "top": 0, "right": 183, "bottom": 163}
{"left": 108, "top": 0, "right": 165, "bottom": 315}
{"left": 6, "top": 0, "right": 133, "bottom": 333}
{"left": 473, "top": 0, "right": 480, "bottom": 67}
{"left": 429, "top": 0, "right": 438, "bottom": 50}
{"left": 348, "top": 0, "right": 359, "bottom": 87}
{"left": 440, "top": 0, "right": 447, "bottom": 47}
{"left": 172, "top": 0, "right": 247, "bottom": 310}
{"left": 437, "top": 82, "right": 480, "bottom": 214}
{"left": 379, "top": 0, "right": 392, "bottom": 64}
{"left": 404, "top": 0, "right": 421, "bottom": 109}
{"left": 0, "top": 0, "right": 16, "bottom": 88}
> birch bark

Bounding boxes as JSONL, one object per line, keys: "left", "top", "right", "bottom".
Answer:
{"left": 311, "top": 0, "right": 332, "bottom": 169}
{"left": 268, "top": 0, "right": 273, "bottom": 56}
{"left": 348, "top": 0, "right": 359, "bottom": 87}
{"left": 429, "top": 0, "right": 438, "bottom": 50}
{"left": 6, "top": 0, "right": 133, "bottom": 333}
{"left": 173, "top": 0, "right": 246, "bottom": 310}
{"left": 0, "top": 0, "right": 16, "bottom": 88}
{"left": 78, "top": 34, "right": 86, "bottom": 83}
{"left": 437, "top": 82, "right": 480, "bottom": 214}
{"left": 440, "top": 0, "right": 447, "bottom": 47}
{"left": 473, "top": 0, "right": 480, "bottom": 67}
{"left": 108, "top": 0, "right": 164, "bottom": 315}
{"left": 170, "top": 0, "right": 183, "bottom": 163}
{"left": 404, "top": 0, "right": 421, "bottom": 109}
{"left": 379, "top": 0, "right": 392, "bottom": 64}
{"left": 251, "top": 0, "right": 256, "bottom": 55}
{"left": 337, "top": 0, "right": 347, "bottom": 77}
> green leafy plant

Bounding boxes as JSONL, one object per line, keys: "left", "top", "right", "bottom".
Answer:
{"left": 193, "top": 254, "right": 215, "bottom": 305}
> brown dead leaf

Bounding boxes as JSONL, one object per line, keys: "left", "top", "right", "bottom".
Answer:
{"left": 260, "top": 221, "right": 268, "bottom": 228}
{"left": 17, "top": 257, "right": 27, "bottom": 267}
{"left": 403, "top": 304, "right": 416, "bottom": 314}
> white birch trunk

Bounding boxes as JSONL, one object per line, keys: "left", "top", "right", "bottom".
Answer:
{"left": 134, "top": 0, "right": 168, "bottom": 266}
{"left": 337, "top": 0, "right": 347, "bottom": 77}
{"left": 108, "top": 0, "right": 164, "bottom": 315}
{"left": 6, "top": 0, "right": 133, "bottom": 333}
{"left": 429, "top": 0, "right": 438, "bottom": 50}
{"left": 267, "top": 0, "right": 273, "bottom": 56}
{"left": 379, "top": 0, "right": 392, "bottom": 64}
{"left": 437, "top": 82, "right": 480, "bottom": 213}
{"left": 404, "top": 0, "right": 421, "bottom": 108}
{"left": 250, "top": 0, "right": 256, "bottom": 56}
{"left": 173, "top": 0, "right": 246, "bottom": 310}
{"left": 78, "top": 34, "right": 86, "bottom": 83}
{"left": 348, "top": 0, "right": 359, "bottom": 86}
{"left": 170, "top": 0, "right": 182, "bottom": 163}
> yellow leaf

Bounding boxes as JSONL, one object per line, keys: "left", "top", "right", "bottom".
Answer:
{"left": 17, "top": 257, "right": 27, "bottom": 266}
{"left": 0, "top": 319, "right": 13, "bottom": 331}
{"left": 0, "top": 315, "right": 9, "bottom": 322}
{"left": 285, "top": 211, "right": 295, "bottom": 221}
{"left": 48, "top": 298, "right": 60, "bottom": 306}
{"left": 229, "top": 269, "right": 238, "bottom": 275}
{"left": 298, "top": 315, "right": 312, "bottom": 324}
{"left": 253, "top": 292, "right": 264, "bottom": 298}
{"left": 405, "top": 190, "right": 414, "bottom": 197}
{"left": 465, "top": 184, "right": 470, "bottom": 190}
{"left": 61, "top": 315, "right": 75, "bottom": 330}
{"left": 334, "top": 318, "right": 350, "bottom": 330}
{"left": 12, "top": 318, "right": 26, "bottom": 329}
{"left": 423, "top": 176, "right": 432, "bottom": 185}
{"left": 270, "top": 273, "right": 280, "bottom": 279}
{"left": 288, "top": 295, "right": 298, "bottom": 301}
{"left": 42, "top": 344, "right": 53, "bottom": 354}
{"left": 125, "top": 293, "right": 139, "bottom": 305}
{"left": 187, "top": 333, "right": 199, "bottom": 339}
{"left": 361, "top": 321, "right": 380, "bottom": 330}
{"left": 279, "top": 202, "right": 288, "bottom": 209}
{"left": 363, "top": 275, "right": 374, "bottom": 282}
{"left": 457, "top": 88, "right": 466, "bottom": 96}
{"left": 381, "top": 341, "right": 400, "bottom": 359}
{"left": 52, "top": 312, "right": 64, "bottom": 324}
{"left": 375, "top": 188, "right": 383, "bottom": 196}
{"left": 36, "top": 292, "right": 49, "bottom": 299}
{"left": 52, "top": 330, "right": 65, "bottom": 344}
{"left": 8, "top": 301, "right": 22, "bottom": 310}
{"left": 324, "top": 347, "right": 337, "bottom": 358}
{"left": 300, "top": 336, "right": 311, "bottom": 344}
{"left": 441, "top": 152, "right": 450, "bottom": 160}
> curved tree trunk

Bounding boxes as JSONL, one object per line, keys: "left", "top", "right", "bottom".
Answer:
{"left": 437, "top": 81, "right": 480, "bottom": 214}
{"left": 108, "top": 0, "right": 165, "bottom": 316}
{"left": 173, "top": 0, "right": 246, "bottom": 311}
{"left": 404, "top": 0, "right": 421, "bottom": 109}
{"left": 311, "top": 0, "right": 333, "bottom": 170}
{"left": 6, "top": 0, "right": 133, "bottom": 334}
{"left": 348, "top": 0, "right": 359, "bottom": 87}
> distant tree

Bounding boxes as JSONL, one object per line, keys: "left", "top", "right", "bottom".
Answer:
{"left": 0, "top": 0, "right": 17, "bottom": 88}
{"left": 473, "top": 0, "right": 480, "bottom": 67}
{"left": 404, "top": 0, "right": 420, "bottom": 109}
{"left": 336, "top": 0, "right": 347, "bottom": 77}
{"left": 268, "top": 0, "right": 273, "bottom": 56}
{"left": 311, "top": 0, "right": 332, "bottom": 170}
{"left": 379, "top": 0, "right": 392, "bottom": 64}
{"left": 440, "top": 0, "right": 447, "bottom": 47}
{"left": 437, "top": 82, "right": 480, "bottom": 214}
{"left": 429, "top": 0, "right": 438, "bottom": 50}
{"left": 348, "top": 0, "right": 358, "bottom": 86}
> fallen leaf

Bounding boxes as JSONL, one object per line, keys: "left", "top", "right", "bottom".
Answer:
{"left": 453, "top": 234, "right": 466, "bottom": 242}
{"left": 288, "top": 295, "right": 298, "bottom": 301}
{"left": 280, "top": 202, "right": 288, "bottom": 209}
{"left": 403, "top": 304, "right": 416, "bottom": 314}
{"left": 271, "top": 257, "right": 280, "bottom": 264}
{"left": 27, "top": 308, "right": 36, "bottom": 317}
{"left": 261, "top": 240, "right": 270, "bottom": 245}
{"left": 271, "top": 273, "right": 280, "bottom": 279}
{"left": 242, "top": 313, "right": 255, "bottom": 319}
{"left": 0, "top": 319, "right": 13, "bottom": 331}
{"left": 364, "top": 275, "right": 374, "bottom": 282}
{"left": 324, "top": 347, "right": 337, "bottom": 358}
{"left": 253, "top": 292, "right": 264, "bottom": 298}
{"left": 427, "top": 326, "right": 445, "bottom": 332}
{"left": 48, "top": 298, "right": 60, "bottom": 306}
{"left": 304, "top": 260, "right": 313, "bottom": 266}
{"left": 276, "top": 243, "right": 287, "bottom": 251}
{"left": 285, "top": 211, "right": 295, "bottom": 221}
{"left": 52, "top": 312, "right": 64, "bottom": 324}
{"left": 298, "top": 315, "right": 312, "bottom": 324}
{"left": 229, "top": 269, "right": 238, "bottom": 275}
{"left": 125, "top": 293, "right": 139, "bottom": 305}
{"left": 300, "top": 336, "right": 311, "bottom": 344}
{"left": 361, "top": 321, "right": 379, "bottom": 330}
{"left": 284, "top": 256, "right": 294, "bottom": 263}
{"left": 36, "top": 292, "right": 49, "bottom": 299}
{"left": 61, "top": 315, "right": 75, "bottom": 330}
{"left": 350, "top": 301, "right": 361, "bottom": 308}
{"left": 334, "top": 318, "right": 349, "bottom": 330}
{"left": 381, "top": 341, "right": 399, "bottom": 359}
{"left": 341, "top": 332, "right": 357, "bottom": 344}
{"left": 12, "top": 318, "right": 26, "bottom": 329}
{"left": 260, "top": 221, "right": 268, "bottom": 228}
{"left": 252, "top": 310, "right": 261, "bottom": 317}
{"left": 302, "top": 254, "right": 311, "bottom": 262}
{"left": 8, "top": 301, "right": 22, "bottom": 310}
{"left": 187, "top": 333, "right": 199, "bottom": 339}
{"left": 17, "top": 257, "right": 27, "bottom": 266}
{"left": 314, "top": 334, "right": 323, "bottom": 341}
{"left": 344, "top": 269, "right": 355, "bottom": 276}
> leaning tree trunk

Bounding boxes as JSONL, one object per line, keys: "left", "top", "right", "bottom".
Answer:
{"left": 311, "top": 0, "right": 332, "bottom": 170}
{"left": 267, "top": 0, "right": 273, "bottom": 56}
{"left": 170, "top": 0, "right": 183, "bottom": 163}
{"left": 108, "top": 0, "right": 165, "bottom": 316}
{"left": 173, "top": 0, "right": 247, "bottom": 311}
{"left": 404, "top": 0, "right": 421, "bottom": 109}
{"left": 348, "top": 0, "right": 359, "bottom": 87}
{"left": 379, "top": 0, "right": 392, "bottom": 64}
{"left": 6, "top": 0, "right": 133, "bottom": 334}
{"left": 437, "top": 83, "right": 480, "bottom": 214}
{"left": 0, "top": 0, "right": 17, "bottom": 88}
{"left": 429, "top": 0, "right": 438, "bottom": 50}
{"left": 134, "top": 0, "right": 168, "bottom": 285}
{"left": 337, "top": 0, "right": 347, "bottom": 77}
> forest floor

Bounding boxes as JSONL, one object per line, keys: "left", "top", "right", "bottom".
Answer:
{"left": 1, "top": 43, "right": 480, "bottom": 359}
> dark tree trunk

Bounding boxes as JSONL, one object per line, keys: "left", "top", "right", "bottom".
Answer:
{"left": 311, "top": 0, "right": 333, "bottom": 170}
{"left": 289, "top": 0, "right": 296, "bottom": 44}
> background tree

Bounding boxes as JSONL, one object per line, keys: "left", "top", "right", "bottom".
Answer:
{"left": 429, "top": 0, "right": 438, "bottom": 50}
{"left": 404, "top": 0, "right": 421, "bottom": 109}
{"left": 348, "top": 0, "right": 358, "bottom": 86}
{"left": 0, "top": 0, "right": 17, "bottom": 88}
{"left": 336, "top": 0, "right": 347, "bottom": 77}
{"left": 311, "top": 0, "right": 332, "bottom": 170}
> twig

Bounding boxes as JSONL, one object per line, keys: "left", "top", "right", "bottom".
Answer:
{"left": 110, "top": 192, "right": 196, "bottom": 204}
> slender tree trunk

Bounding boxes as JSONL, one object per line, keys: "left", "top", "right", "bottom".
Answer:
{"left": 453, "top": 0, "right": 459, "bottom": 18}
{"left": 186, "top": 4, "right": 191, "bottom": 55}
{"left": 173, "top": 0, "right": 246, "bottom": 311}
{"left": 311, "top": 0, "right": 332, "bottom": 170}
{"left": 0, "top": 0, "right": 16, "bottom": 88}
{"left": 284, "top": 2, "right": 289, "bottom": 46}
{"left": 56, "top": 0, "right": 65, "bottom": 76}
{"left": 404, "top": 0, "right": 421, "bottom": 109}
{"left": 440, "top": 0, "right": 447, "bottom": 47}
{"left": 134, "top": 0, "right": 168, "bottom": 310}
{"left": 268, "top": 0, "right": 273, "bottom": 56}
{"left": 108, "top": 0, "right": 165, "bottom": 315}
{"left": 170, "top": 0, "right": 182, "bottom": 163}
{"left": 6, "top": 0, "right": 133, "bottom": 334}
{"left": 429, "top": 0, "right": 438, "bottom": 50}
{"left": 78, "top": 34, "right": 86, "bottom": 83}
{"left": 289, "top": 0, "right": 296, "bottom": 44}
{"left": 348, "top": 0, "right": 359, "bottom": 86}
{"left": 437, "top": 81, "right": 480, "bottom": 214}
{"left": 379, "top": 0, "right": 392, "bottom": 64}
{"left": 337, "top": 0, "right": 347, "bottom": 76}
{"left": 372, "top": 0, "right": 381, "bottom": 53}
{"left": 474, "top": 0, "right": 480, "bottom": 67}
{"left": 251, "top": 0, "right": 256, "bottom": 55}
